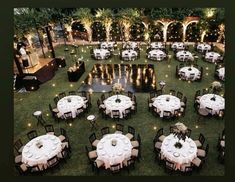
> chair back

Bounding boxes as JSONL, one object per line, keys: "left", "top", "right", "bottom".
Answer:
{"left": 44, "top": 124, "right": 54, "bottom": 133}
{"left": 101, "top": 127, "right": 110, "bottom": 136}
{"left": 116, "top": 124, "right": 124, "bottom": 132}
{"left": 89, "top": 133, "right": 97, "bottom": 145}
{"left": 128, "top": 126, "right": 135, "bottom": 136}
{"left": 27, "top": 130, "right": 38, "bottom": 140}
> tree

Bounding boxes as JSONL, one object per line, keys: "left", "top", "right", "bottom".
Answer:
{"left": 116, "top": 8, "right": 141, "bottom": 41}
{"left": 95, "top": 8, "right": 114, "bottom": 41}
{"left": 73, "top": 8, "right": 94, "bottom": 42}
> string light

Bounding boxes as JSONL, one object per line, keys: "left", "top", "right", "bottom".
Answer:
{"left": 27, "top": 123, "right": 31, "bottom": 127}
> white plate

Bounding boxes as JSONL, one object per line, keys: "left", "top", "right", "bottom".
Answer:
{"left": 35, "top": 155, "right": 41, "bottom": 159}
{"left": 52, "top": 146, "right": 57, "bottom": 150}
{"left": 167, "top": 149, "right": 172, "bottom": 152}
{"left": 98, "top": 146, "right": 103, "bottom": 150}
{"left": 173, "top": 152, "right": 180, "bottom": 157}
{"left": 124, "top": 147, "right": 129, "bottom": 151}
{"left": 101, "top": 151, "right": 106, "bottom": 156}
{"left": 27, "top": 153, "right": 33, "bottom": 158}
{"left": 164, "top": 142, "right": 169, "bottom": 146}
{"left": 118, "top": 152, "right": 123, "bottom": 156}
{"left": 189, "top": 150, "right": 194, "bottom": 154}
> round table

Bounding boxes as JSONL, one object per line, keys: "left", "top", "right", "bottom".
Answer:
{"left": 96, "top": 133, "right": 132, "bottom": 169}
{"left": 161, "top": 134, "right": 197, "bottom": 170}
{"left": 217, "top": 67, "right": 225, "bottom": 81}
{"left": 176, "top": 51, "right": 194, "bottom": 61}
{"left": 148, "top": 50, "right": 166, "bottom": 61}
{"left": 104, "top": 95, "right": 133, "bottom": 118}
{"left": 179, "top": 66, "right": 201, "bottom": 81}
{"left": 171, "top": 42, "right": 185, "bottom": 50}
{"left": 93, "top": 49, "right": 110, "bottom": 59}
{"left": 121, "top": 50, "right": 138, "bottom": 60}
{"left": 199, "top": 94, "right": 225, "bottom": 115}
{"left": 57, "top": 95, "right": 85, "bottom": 118}
{"left": 150, "top": 42, "right": 165, "bottom": 49}
{"left": 22, "top": 134, "right": 62, "bottom": 167}
{"left": 205, "top": 52, "right": 221, "bottom": 62}
{"left": 152, "top": 95, "right": 181, "bottom": 118}
{"left": 197, "top": 43, "right": 211, "bottom": 52}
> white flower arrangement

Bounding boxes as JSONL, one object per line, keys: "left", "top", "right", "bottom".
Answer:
{"left": 174, "top": 122, "right": 187, "bottom": 133}
{"left": 211, "top": 81, "right": 222, "bottom": 91}
{"left": 112, "top": 83, "right": 124, "bottom": 93}
{"left": 68, "top": 65, "right": 78, "bottom": 72}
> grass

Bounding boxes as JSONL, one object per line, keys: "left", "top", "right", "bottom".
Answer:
{"left": 14, "top": 44, "right": 225, "bottom": 176}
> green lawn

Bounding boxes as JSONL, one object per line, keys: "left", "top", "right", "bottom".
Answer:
{"left": 14, "top": 44, "right": 225, "bottom": 176}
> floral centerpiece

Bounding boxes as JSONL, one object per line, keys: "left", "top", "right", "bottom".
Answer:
{"left": 35, "top": 140, "right": 43, "bottom": 149}
{"left": 111, "top": 139, "right": 117, "bottom": 146}
{"left": 112, "top": 83, "right": 124, "bottom": 103}
{"left": 68, "top": 65, "right": 78, "bottom": 72}
{"left": 172, "top": 122, "right": 188, "bottom": 149}
{"left": 211, "top": 81, "right": 222, "bottom": 93}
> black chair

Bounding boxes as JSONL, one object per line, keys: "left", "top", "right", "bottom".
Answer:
{"left": 80, "top": 91, "right": 87, "bottom": 97}
{"left": 182, "top": 165, "right": 193, "bottom": 175}
{"left": 47, "top": 156, "right": 60, "bottom": 170}
{"left": 59, "top": 128, "right": 71, "bottom": 152}
{"left": 112, "top": 110, "right": 120, "bottom": 121}
{"left": 155, "top": 128, "right": 165, "bottom": 142}
{"left": 194, "top": 133, "right": 205, "bottom": 148}
{"left": 54, "top": 96, "right": 60, "bottom": 105}
{"left": 148, "top": 98, "right": 153, "bottom": 112}
{"left": 123, "top": 107, "right": 132, "bottom": 119}
{"left": 101, "top": 127, "right": 110, "bottom": 136}
{"left": 156, "top": 89, "right": 163, "bottom": 96}
{"left": 205, "top": 107, "right": 213, "bottom": 116}
{"left": 177, "top": 91, "right": 183, "bottom": 100}
{"left": 162, "top": 111, "right": 173, "bottom": 119}
{"left": 68, "top": 91, "right": 77, "bottom": 95}
{"left": 44, "top": 124, "right": 54, "bottom": 134}
{"left": 101, "top": 94, "right": 106, "bottom": 103}
{"left": 14, "top": 139, "right": 24, "bottom": 154}
{"left": 124, "top": 158, "right": 136, "bottom": 173}
{"left": 126, "top": 126, "right": 135, "bottom": 140}
{"left": 128, "top": 91, "right": 133, "bottom": 98}
{"left": 49, "top": 104, "right": 61, "bottom": 123}
{"left": 57, "top": 146, "right": 70, "bottom": 162}
{"left": 169, "top": 89, "right": 176, "bottom": 96}
{"left": 108, "top": 91, "right": 113, "bottom": 97}
{"left": 63, "top": 111, "right": 74, "bottom": 122}
{"left": 164, "top": 159, "right": 175, "bottom": 174}
{"left": 186, "top": 128, "right": 192, "bottom": 137}
{"left": 89, "top": 133, "right": 99, "bottom": 149}
{"left": 169, "top": 126, "right": 175, "bottom": 133}
{"left": 27, "top": 130, "right": 38, "bottom": 140}
{"left": 182, "top": 96, "right": 187, "bottom": 105}
{"left": 110, "top": 163, "right": 121, "bottom": 174}
{"left": 116, "top": 123, "right": 124, "bottom": 133}
{"left": 58, "top": 92, "right": 66, "bottom": 99}
{"left": 149, "top": 91, "right": 156, "bottom": 99}
{"left": 137, "top": 134, "right": 141, "bottom": 147}
{"left": 195, "top": 90, "right": 201, "bottom": 100}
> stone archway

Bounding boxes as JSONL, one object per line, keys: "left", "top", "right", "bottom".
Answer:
{"left": 185, "top": 22, "right": 200, "bottom": 42}
{"left": 130, "top": 22, "right": 145, "bottom": 41}
{"left": 167, "top": 21, "right": 183, "bottom": 42}
{"left": 71, "top": 21, "right": 88, "bottom": 41}
{"left": 149, "top": 22, "right": 164, "bottom": 41}
{"left": 91, "top": 21, "right": 106, "bottom": 42}
{"left": 110, "top": 22, "right": 122, "bottom": 41}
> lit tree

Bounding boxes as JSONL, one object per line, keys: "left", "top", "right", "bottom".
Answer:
{"left": 116, "top": 8, "right": 140, "bottom": 41}
{"left": 96, "top": 8, "right": 114, "bottom": 41}
{"left": 73, "top": 8, "right": 94, "bottom": 42}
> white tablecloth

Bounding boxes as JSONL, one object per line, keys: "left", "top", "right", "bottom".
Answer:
{"left": 104, "top": 95, "right": 133, "bottom": 118}
{"left": 205, "top": 52, "right": 221, "bottom": 62}
{"left": 152, "top": 94, "right": 181, "bottom": 117}
{"left": 93, "top": 49, "right": 110, "bottom": 59}
{"left": 57, "top": 95, "right": 85, "bottom": 118}
{"left": 171, "top": 42, "right": 185, "bottom": 49}
{"left": 148, "top": 50, "right": 166, "bottom": 60}
{"left": 197, "top": 43, "right": 211, "bottom": 52}
{"left": 179, "top": 66, "right": 201, "bottom": 81}
{"left": 199, "top": 94, "right": 225, "bottom": 115}
{"left": 100, "top": 42, "right": 115, "bottom": 49}
{"left": 97, "top": 133, "right": 132, "bottom": 169}
{"left": 121, "top": 50, "right": 138, "bottom": 60}
{"left": 161, "top": 134, "right": 197, "bottom": 169}
{"left": 217, "top": 67, "right": 225, "bottom": 81}
{"left": 176, "top": 51, "right": 194, "bottom": 61}
{"left": 150, "top": 42, "right": 165, "bottom": 49}
{"left": 22, "top": 134, "right": 62, "bottom": 167}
